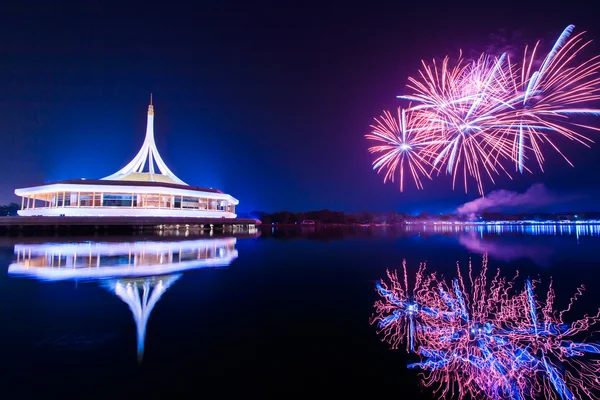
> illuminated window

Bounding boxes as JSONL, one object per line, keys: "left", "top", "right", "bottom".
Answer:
{"left": 102, "top": 194, "right": 134, "bottom": 207}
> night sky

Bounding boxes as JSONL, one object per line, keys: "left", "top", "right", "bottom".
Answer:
{"left": 1, "top": 1, "right": 599, "bottom": 214}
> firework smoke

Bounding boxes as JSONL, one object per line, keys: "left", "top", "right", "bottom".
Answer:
{"left": 455, "top": 183, "right": 577, "bottom": 219}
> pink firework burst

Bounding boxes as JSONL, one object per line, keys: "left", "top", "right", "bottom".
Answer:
{"left": 369, "top": 25, "right": 600, "bottom": 195}
{"left": 366, "top": 108, "right": 444, "bottom": 191}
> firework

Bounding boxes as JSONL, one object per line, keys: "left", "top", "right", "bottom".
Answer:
{"left": 408, "top": 256, "right": 537, "bottom": 399}
{"left": 373, "top": 255, "right": 600, "bottom": 399}
{"left": 367, "top": 25, "right": 600, "bottom": 195}
{"left": 399, "top": 53, "right": 518, "bottom": 195}
{"left": 370, "top": 260, "right": 450, "bottom": 352}
{"left": 365, "top": 108, "right": 444, "bottom": 191}
{"left": 509, "top": 24, "right": 600, "bottom": 173}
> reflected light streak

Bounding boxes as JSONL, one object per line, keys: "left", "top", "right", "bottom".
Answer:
{"left": 8, "top": 238, "right": 237, "bottom": 280}
{"left": 8, "top": 237, "right": 241, "bottom": 362}
{"left": 373, "top": 255, "right": 600, "bottom": 399}
{"left": 104, "top": 275, "right": 180, "bottom": 362}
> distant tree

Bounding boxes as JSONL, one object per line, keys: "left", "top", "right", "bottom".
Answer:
{"left": 0, "top": 203, "right": 19, "bottom": 216}
{"left": 344, "top": 213, "right": 358, "bottom": 224}
{"left": 250, "top": 211, "right": 269, "bottom": 220}
{"left": 270, "top": 211, "right": 297, "bottom": 224}
{"left": 416, "top": 212, "right": 431, "bottom": 221}
{"left": 439, "top": 214, "right": 450, "bottom": 221}
{"left": 357, "top": 211, "right": 373, "bottom": 223}
{"left": 295, "top": 212, "right": 307, "bottom": 222}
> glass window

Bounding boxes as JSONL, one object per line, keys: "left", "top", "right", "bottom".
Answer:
{"left": 79, "top": 193, "right": 94, "bottom": 207}
{"left": 68, "top": 193, "right": 78, "bottom": 207}
{"left": 142, "top": 194, "right": 161, "bottom": 208}
{"left": 182, "top": 197, "right": 199, "bottom": 209}
{"left": 102, "top": 194, "right": 133, "bottom": 207}
{"left": 160, "top": 195, "right": 172, "bottom": 208}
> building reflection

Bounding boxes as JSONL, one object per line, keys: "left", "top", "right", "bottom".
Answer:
{"left": 10, "top": 238, "right": 238, "bottom": 280}
{"left": 102, "top": 275, "right": 180, "bottom": 362}
{"left": 8, "top": 237, "right": 243, "bottom": 362}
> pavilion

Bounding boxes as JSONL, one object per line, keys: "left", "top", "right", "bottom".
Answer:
{"left": 14, "top": 96, "right": 238, "bottom": 218}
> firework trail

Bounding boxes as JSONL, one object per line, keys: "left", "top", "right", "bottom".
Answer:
{"left": 366, "top": 25, "right": 600, "bottom": 195}
{"left": 408, "top": 256, "right": 537, "bottom": 399}
{"left": 365, "top": 108, "right": 444, "bottom": 191}
{"left": 399, "top": 53, "right": 518, "bottom": 195}
{"left": 373, "top": 255, "right": 600, "bottom": 399}
{"left": 370, "top": 260, "right": 446, "bottom": 352}
{"left": 510, "top": 24, "right": 600, "bottom": 173}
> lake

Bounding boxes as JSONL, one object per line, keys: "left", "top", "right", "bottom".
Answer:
{"left": 1, "top": 224, "right": 599, "bottom": 399}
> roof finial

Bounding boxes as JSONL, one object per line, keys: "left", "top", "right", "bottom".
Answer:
{"left": 148, "top": 93, "right": 154, "bottom": 116}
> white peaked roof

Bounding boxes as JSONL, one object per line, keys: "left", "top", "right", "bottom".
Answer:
{"left": 102, "top": 95, "right": 187, "bottom": 185}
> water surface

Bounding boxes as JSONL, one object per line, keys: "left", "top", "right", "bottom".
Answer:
{"left": 1, "top": 225, "right": 599, "bottom": 398}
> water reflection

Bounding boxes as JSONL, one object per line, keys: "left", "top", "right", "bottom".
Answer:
{"left": 404, "top": 222, "right": 600, "bottom": 239}
{"left": 9, "top": 238, "right": 238, "bottom": 280}
{"left": 372, "top": 255, "right": 600, "bottom": 399}
{"left": 457, "top": 232, "right": 554, "bottom": 265}
{"left": 262, "top": 223, "right": 600, "bottom": 240}
{"left": 260, "top": 224, "right": 600, "bottom": 267}
{"left": 7, "top": 236, "right": 243, "bottom": 362}
{"left": 102, "top": 275, "right": 180, "bottom": 362}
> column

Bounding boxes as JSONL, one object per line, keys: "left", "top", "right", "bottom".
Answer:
{"left": 21, "top": 196, "right": 24, "bottom": 210}
{"left": 92, "top": 192, "right": 96, "bottom": 208}
{"left": 131, "top": 193, "right": 135, "bottom": 208}
{"left": 77, "top": 192, "right": 81, "bottom": 208}
{"left": 100, "top": 192, "right": 104, "bottom": 207}
{"left": 62, "top": 192, "right": 66, "bottom": 208}
{"left": 180, "top": 195, "right": 183, "bottom": 209}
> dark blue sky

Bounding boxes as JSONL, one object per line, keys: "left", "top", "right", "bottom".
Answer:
{"left": 1, "top": 1, "right": 599, "bottom": 213}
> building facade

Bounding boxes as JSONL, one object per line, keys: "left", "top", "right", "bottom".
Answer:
{"left": 15, "top": 97, "right": 238, "bottom": 218}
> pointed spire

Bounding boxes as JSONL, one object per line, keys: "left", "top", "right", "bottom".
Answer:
{"left": 148, "top": 93, "right": 154, "bottom": 116}
{"left": 101, "top": 97, "right": 187, "bottom": 185}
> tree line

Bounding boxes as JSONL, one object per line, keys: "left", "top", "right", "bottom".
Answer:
{"left": 0, "top": 203, "right": 19, "bottom": 216}
{"left": 251, "top": 210, "right": 414, "bottom": 224}
{"left": 249, "top": 210, "right": 597, "bottom": 224}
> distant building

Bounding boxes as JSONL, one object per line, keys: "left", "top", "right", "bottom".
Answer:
{"left": 14, "top": 97, "right": 238, "bottom": 217}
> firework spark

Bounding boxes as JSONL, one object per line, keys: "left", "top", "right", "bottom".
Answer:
{"left": 373, "top": 255, "right": 600, "bottom": 399}
{"left": 366, "top": 108, "right": 443, "bottom": 191}
{"left": 370, "top": 260, "right": 449, "bottom": 352}
{"left": 367, "top": 25, "right": 600, "bottom": 195}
